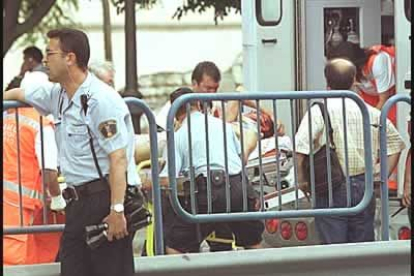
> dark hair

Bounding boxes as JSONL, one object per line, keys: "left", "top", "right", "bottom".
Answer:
{"left": 23, "top": 46, "right": 43, "bottom": 63}
{"left": 170, "top": 87, "right": 194, "bottom": 103}
{"left": 324, "top": 58, "right": 356, "bottom": 90}
{"left": 47, "top": 28, "right": 90, "bottom": 70}
{"left": 326, "top": 41, "right": 368, "bottom": 82}
{"left": 191, "top": 61, "right": 221, "bottom": 84}
{"left": 170, "top": 87, "right": 198, "bottom": 119}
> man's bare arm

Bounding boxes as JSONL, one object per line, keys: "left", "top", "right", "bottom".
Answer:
{"left": 296, "top": 153, "right": 308, "bottom": 184}
{"left": 225, "top": 100, "right": 239, "bottom": 122}
{"left": 142, "top": 176, "right": 169, "bottom": 191}
{"left": 402, "top": 150, "right": 411, "bottom": 208}
{"left": 4, "top": 88, "right": 25, "bottom": 101}
{"left": 376, "top": 90, "right": 391, "bottom": 110}
{"left": 104, "top": 147, "right": 128, "bottom": 241}
{"left": 296, "top": 153, "right": 311, "bottom": 195}
{"left": 108, "top": 148, "right": 128, "bottom": 208}
{"left": 387, "top": 152, "right": 401, "bottom": 177}
{"left": 43, "top": 169, "right": 60, "bottom": 196}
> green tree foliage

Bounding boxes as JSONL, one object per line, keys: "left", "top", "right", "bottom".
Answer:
{"left": 173, "top": 0, "right": 241, "bottom": 24}
{"left": 3, "top": 0, "right": 79, "bottom": 56}
{"left": 111, "top": 0, "right": 157, "bottom": 13}
{"left": 111, "top": 0, "right": 241, "bottom": 23}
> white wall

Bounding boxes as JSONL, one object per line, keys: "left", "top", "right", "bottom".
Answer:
{"left": 3, "top": 0, "right": 242, "bottom": 91}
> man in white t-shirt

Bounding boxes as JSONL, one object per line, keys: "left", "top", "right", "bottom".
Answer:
{"left": 6, "top": 46, "right": 49, "bottom": 90}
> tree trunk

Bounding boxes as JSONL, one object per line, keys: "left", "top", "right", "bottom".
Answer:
{"left": 102, "top": 0, "right": 113, "bottom": 61}
{"left": 3, "top": 0, "right": 56, "bottom": 57}
{"left": 3, "top": 0, "right": 22, "bottom": 57}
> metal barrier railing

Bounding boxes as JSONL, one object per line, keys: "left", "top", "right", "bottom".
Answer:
{"left": 166, "top": 91, "right": 374, "bottom": 223}
{"left": 125, "top": 97, "right": 163, "bottom": 255}
{"left": 3, "top": 92, "right": 408, "bottom": 258}
{"left": 3, "top": 101, "right": 63, "bottom": 233}
{"left": 379, "top": 94, "right": 411, "bottom": 241}
{"left": 3, "top": 98, "right": 165, "bottom": 255}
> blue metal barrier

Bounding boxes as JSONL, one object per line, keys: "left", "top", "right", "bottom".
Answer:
{"left": 379, "top": 94, "right": 411, "bottom": 240}
{"left": 3, "top": 101, "right": 62, "bottom": 232}
{"left": 166, "top": 91, "right": 375, "bottom": 223}
{"left": 124, "top": 97, "right": 164, "bottom": 255}
{"left": 3, "top": 98, "right": 165, "bottom": 255}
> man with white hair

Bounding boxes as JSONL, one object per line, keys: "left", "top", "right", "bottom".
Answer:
{"left": 89, "top": 60, "right": 115, "bottom": 88}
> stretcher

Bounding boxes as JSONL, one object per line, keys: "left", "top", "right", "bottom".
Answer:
{"left": 245, "top": 135, "right": 294, "bottom": 192}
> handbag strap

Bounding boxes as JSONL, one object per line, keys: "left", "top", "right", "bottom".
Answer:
{"left": 311, "top": 102, "right": 336, "bottom": 148}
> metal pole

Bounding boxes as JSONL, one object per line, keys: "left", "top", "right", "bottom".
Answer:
{"left": 125, "top": 0, "right": 138, "bottom": 95}
{"left": 102, "top": 0, "right": 113, "bottom": 62}
{"left": 379, "top": 95, "right": 411, "bottom": 241}
{"left": 124, "top": 0, "right": 143, "bottom": 133}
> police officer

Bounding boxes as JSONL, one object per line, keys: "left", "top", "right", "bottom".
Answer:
{"left": 5, "top": 28, "right": 138, "bottom": 276}
{"left": 143, "top": 87, "right": 264, "bottom": 254}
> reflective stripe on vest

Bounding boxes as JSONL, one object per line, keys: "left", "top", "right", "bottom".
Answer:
{"left": 4, "top": 114, "right": 40, "bottom": 131}
{"left": 3, "top": 180, "right": 43, "bottom": 202}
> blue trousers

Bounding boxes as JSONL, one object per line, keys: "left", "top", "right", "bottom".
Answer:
{"left": 315, "top": 174, "right": 376, "bottom": 244}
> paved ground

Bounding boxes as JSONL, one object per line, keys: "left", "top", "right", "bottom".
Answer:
{"left": 132, "top": 227, "right": 212, "bottom": 256}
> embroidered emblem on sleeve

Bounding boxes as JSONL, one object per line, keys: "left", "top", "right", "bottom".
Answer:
{"left": 98, "top": 120, "right": 117, "bottom": 138}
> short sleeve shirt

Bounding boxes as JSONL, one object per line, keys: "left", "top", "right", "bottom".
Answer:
{"left": 295, "top": 98, "right": 405, "bottom": 176}
{"left": 359, "top": 52, "right": 395, "bottom": 95}
{"left": 24, "top": 72, "right": 139, "bottom": 185}
{"left": 160, "top": 111, "right": 242, "bottom": 178}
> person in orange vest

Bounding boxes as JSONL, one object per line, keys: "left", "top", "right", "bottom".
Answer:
{"left": 3, "top": 106, "right": 67, "bottom": 265}
{"left": 3, "top": 48, "right": 66, "bottom": 265}
{"left": 327, "top": 41, "right": 397, "bottom": 124}
{"left": 353, "top": 44, "right": 397, "bottom": 125}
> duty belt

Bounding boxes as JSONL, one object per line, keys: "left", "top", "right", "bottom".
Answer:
{"left": 62, "top": 177, "right": 109, "bottom": 202}
{"left": 160, "top": 176, "right": 199, "bottom": 197}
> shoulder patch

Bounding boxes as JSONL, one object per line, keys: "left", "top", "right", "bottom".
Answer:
{"left": 98, "top": 120, "right": 117, "bottom": 138}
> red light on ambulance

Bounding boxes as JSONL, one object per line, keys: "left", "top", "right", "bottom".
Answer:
{"left": 398, "top": 227, "right": 411, "bottom": 240}
{"left": 295, "top": 221, "right": 308, "bottom": 241}
{"left": 280, "top": 221, "right": 292, "bottom": 240}
{"left": 265, "top": 219, "right": 279, "bottom": 234}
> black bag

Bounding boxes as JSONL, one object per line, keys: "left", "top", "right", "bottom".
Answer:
{"left": 303, "top": 102, "right": 345, "bottom": 196}
{"left": 85, "top": 186, "right": 151, "bottom": 250}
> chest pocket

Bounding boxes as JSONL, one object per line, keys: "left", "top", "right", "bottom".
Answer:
{"left": 66, "top": 124, "right": 90, "bottom": 154}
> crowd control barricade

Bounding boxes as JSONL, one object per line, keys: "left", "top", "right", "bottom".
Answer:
{"left": 379, "top": 94, "right": 411, "bottom": 240}
{"left": 166, "top": 91, "right": 375, "bottom": 224}
{"left": 124, "top": 97, "right": 164, "bottom": 255}
{"left": 3, "top": 98, "right": 165, "bottom": 255}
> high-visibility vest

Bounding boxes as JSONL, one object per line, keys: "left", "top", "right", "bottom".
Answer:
{"left": 361, "top": 45, "right": 397, "bottom": 125}
{"left": 3, "top": 108, "right": 53, "bottom": 212}
{"left": 3, "top": 204, "right": 64, "bottom": 265}
{"left": 363, "top": 46, "right": 398, "bottom": 190}
{"left": 3, "top": 108, "right": 62, "bottom": 265}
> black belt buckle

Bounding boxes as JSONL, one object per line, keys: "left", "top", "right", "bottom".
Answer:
{"left": 62, "top": 186, "right": 79, "bottom": 202}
